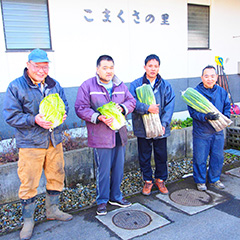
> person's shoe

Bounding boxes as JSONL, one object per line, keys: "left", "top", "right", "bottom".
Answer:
{"left": 109, "top": 198, "right": 132, "bottom": 208}
{"left": 210, "top": 180, "right": 225, "bottom": 189}
{"left": 142, "top": 181, "right": 153, "bottom": 196}
{"left": 197, "top": 183, "right": 207, "bottom": 191}
{"left": 96, "top": 203, "right": 107, "bottom": 215}
{"left": 155, "top": 179, "right": 169, "bottom": 195}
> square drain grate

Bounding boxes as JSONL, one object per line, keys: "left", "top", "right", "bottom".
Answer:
{"left": 112, "top": 210, "right": 152, "bottom": 230}
{"left": 157, "top": 189, "right": 226, "bottom": 215}
{"left": 169, "top": 189, "right": 212, "bottom": 206}
{"left": 96, "top": 203, "right": 170, "bottom": 240}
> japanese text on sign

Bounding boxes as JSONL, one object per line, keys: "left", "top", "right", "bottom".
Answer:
{"left": 84, "top": 9, "right": 170, "bottom": 25}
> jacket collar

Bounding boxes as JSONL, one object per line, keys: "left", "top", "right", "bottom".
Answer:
{"left": 142, "top": 73, "right": 162, "bottom": 90}
{"left": 23, "top": 68, "right": 56, "bottom": 89}
{"left": 96, "top": 74, "right": 122, "bottom": 86}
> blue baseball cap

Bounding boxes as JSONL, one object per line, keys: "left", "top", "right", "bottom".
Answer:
{"left": 28, "top": 48, "right": 50, "bottom": 63}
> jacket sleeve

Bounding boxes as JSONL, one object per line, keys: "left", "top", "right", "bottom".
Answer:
{"left": 75, "top": 82, "right": 100, "bottom": 124}
{"left": 222, "top": 91, "right": 231, "bottom": 118}
{"left": 129, "top": 80, "right": 149, "bottom": 115}
{"left": 160, "top": 83, "right": 175, "bottom": 128}
{"left": 120, "top": 84, "right": 136, "bottom": 115}
{"left": 188, "top": 105, "right": 207, "bottom": 122}
{"left": 3, "top": 84, "right": 36, "bottom": 129}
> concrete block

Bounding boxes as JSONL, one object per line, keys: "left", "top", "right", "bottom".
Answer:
{"left": 185, "top": 127, "right": 193, "bottom": 158}
{"left": 64, "top": 147, "right": 94, "bottom": 187}
{"left": 0, "top": 162, "right": 46, "bottom": 204}
{"left": 167, "top": 128, "right": 186, "bottom": 161}
{"left": 124, "top": 138, "right": 139, "bottom": 172}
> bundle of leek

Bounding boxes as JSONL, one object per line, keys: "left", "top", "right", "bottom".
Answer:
{"left": 182, "top": 87, "right": 232, "bottom": 132}
{"left": 136, "top": 84, "right": 163, "bottom": 138}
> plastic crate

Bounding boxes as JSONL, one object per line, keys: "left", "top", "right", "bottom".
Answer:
{"left": 227, "top": 127, "right": 240, "bottom": 148}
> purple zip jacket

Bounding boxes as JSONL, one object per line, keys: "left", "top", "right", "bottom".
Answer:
{"left": 75, "top": 75, "right": 136, "bottom": 148}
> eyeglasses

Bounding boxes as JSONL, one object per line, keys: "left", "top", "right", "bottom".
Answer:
{"left": 203, "top": 74, "right": 216, "bottom": 78}
{"left": 29, "top": 62, "right": 49, "bottom": 72}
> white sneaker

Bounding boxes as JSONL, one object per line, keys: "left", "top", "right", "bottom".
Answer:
{"left": 210, "top": 180, "right": 225, "bottom": 189}
{"left": 197, "top": 183, "right": 207, "bottom": 191}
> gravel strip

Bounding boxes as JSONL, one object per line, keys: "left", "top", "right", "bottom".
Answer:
{"left": 0, "top": 153, "right": 239, "bottom": 235}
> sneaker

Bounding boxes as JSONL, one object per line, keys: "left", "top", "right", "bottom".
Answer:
{"left": 210, "top": 180, "right": 225, "bottom": 189}
{"left": 109, "top": 198, "right": 132, "bottom": 208}
{"left": 142, "top": 181, "right": 153, "bottom": 196}
{"left": 155, "top": 179, "right": 169, "bottom": 195}
{"left": 197, "top": 183, "right": 207, "bottom": 191}
{"left": 96, "top": 203, "right": 107, "bottom": 215}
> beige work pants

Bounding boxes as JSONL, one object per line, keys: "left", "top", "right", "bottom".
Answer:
{"left": 18, "top": 142, "right": 65, "bottom": 199}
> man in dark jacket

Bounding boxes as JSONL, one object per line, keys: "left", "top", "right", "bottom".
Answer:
{"left": 3, "top": 49, "right": 72, "bottom": 240}
{"left": 75, "top": 55, "right": 136, "bottom": 215}
{"left": 188, "top": 65, "right": 231, "bottom": 191}
{"left": 130, "top": 54, "right": 175, "bottom": 196}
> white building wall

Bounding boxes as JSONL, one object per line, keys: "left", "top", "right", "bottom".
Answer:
{"left": 0, "top": 0, "right": 239, "bottom": 92}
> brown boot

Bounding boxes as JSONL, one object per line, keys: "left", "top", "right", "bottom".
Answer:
{"left": 155, "top": 179, "right": 169, "bottom": 195}
{"left": 45, "top": 192, "right": 73, "bottom": 221}
{"left": 20, "top": 200, "right": 35, "bottom": 240}
{"left": 142, "top": 181, "right": 153, "bottom": 195}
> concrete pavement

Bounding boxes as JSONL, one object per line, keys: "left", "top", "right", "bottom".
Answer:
{"left": 0, "top": 166, "right": 240, "bottom": 240}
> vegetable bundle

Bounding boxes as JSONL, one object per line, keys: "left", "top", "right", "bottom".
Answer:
{"left": 136, "top": 84, "right": 163, "bottom": 138}
{"left": 182, "top": 87, "right": 232, "bottom": 132}
{"left": 39, "top": 93, "right": 65, "bottom": 128}
{"left": 97, "top": 101, "right": 126, "bottom": 130}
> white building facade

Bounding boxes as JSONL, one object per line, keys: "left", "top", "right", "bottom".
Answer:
{"left": 0, "top": 0, "right": 239, "bottom": 138}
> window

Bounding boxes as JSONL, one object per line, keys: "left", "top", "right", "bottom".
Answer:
{"left": 1, "top": 0, "right": 51, "bottom": 50}
{"left": 188, "top": 4, "right": 209, "bottom": 49}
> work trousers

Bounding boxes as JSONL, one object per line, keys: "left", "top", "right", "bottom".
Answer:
{"left": 137, "top": 137, "right": 168, "bottom": 182}
{"left": 18, "top": 142, "right": 65, "bottom": 200}
{"left": 94, "top": 145, "right": 125, "bottom": 205}
{"left": 193, "top": 134, "right": 224, "bottom": 184}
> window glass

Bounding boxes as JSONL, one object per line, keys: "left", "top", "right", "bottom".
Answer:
{"left": 188, "top": 4, "right": 209, "bottom": 49}
{"left": 1, "top": 0, "right": 51, "bottom": 50}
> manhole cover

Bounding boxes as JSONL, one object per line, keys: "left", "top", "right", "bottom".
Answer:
{"left": 170, "top": 189, "right": 212, "bottom": 206}
{"left": 112, "top": 210, "right": 152, "bottom": 230}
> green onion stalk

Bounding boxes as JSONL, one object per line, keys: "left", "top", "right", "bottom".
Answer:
{"left": 182, "top": 88, "right": 232, "bottom": 132}
{"left": 136, "top": 84, "right": 163, "bottom": 138}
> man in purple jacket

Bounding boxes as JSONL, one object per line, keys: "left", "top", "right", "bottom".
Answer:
{"left": 75, "top": 55, "right": 136, "bottom": 215}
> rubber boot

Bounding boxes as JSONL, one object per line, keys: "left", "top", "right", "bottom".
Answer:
{"left": 20, "top": 198, "right": 35, "bottom": 240}
{"left": 45, "top": 192, "right": 73, "bottom": 221}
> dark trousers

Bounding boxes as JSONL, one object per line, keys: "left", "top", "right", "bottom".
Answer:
{"left": 137, "top": 137, "right": 168, "bottom": 181}
{"left": 94, "top": 145, "right": 125, "bottom": 205}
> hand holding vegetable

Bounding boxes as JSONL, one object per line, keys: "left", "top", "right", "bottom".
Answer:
{"left": 162, "top": 126, "right": 165, "bottom": 135}
{"left": 35, "top": 114, "right": 53, "bottom": 129}
{"left": 39, "top": 93, "right": 66, "bottom": 129}
{"left": 115, "top": 103, "right": 123, "bottom": 112}
{"left": 148, "top": 104, "right": 160, "bottom": 114}
{"left": 97, "top": 102, "right": 126, "bottom": 130}
{"left": 98, "top": 115, "right": 114, "bottom": 127}
{"left": 205, "top": 112, "right": 219, "bottom": 121}
{"left": 136, "top": 84, "right": 163, "bottom": 138}
{"left": 62, "top": 112, "right": 67, "bottom": 123}
{"left": 181, "top": 87, "right": 232, "bottom": 132}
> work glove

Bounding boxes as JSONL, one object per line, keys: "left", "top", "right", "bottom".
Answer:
{"left": 205, "top": 112, "right": 220, "bottom": 121}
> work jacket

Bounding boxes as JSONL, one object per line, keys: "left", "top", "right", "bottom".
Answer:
{"left": 188, "top": 82, "right": 231, "bottom": 138}
{"left": 3, "top": 68, "right": 69, "bottom": 148}
{"left": 130, "top": 73, "right": 175, "bottom": 138}
{"left": 75, "top": 75, "right": 136, "bottom": 148}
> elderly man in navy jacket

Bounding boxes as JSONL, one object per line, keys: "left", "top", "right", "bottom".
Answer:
{"left": 3, "top": 49, "right": 72, "bottom": 240}
{"left": 130, "top": 54, "right": 175, "bottom": 196}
